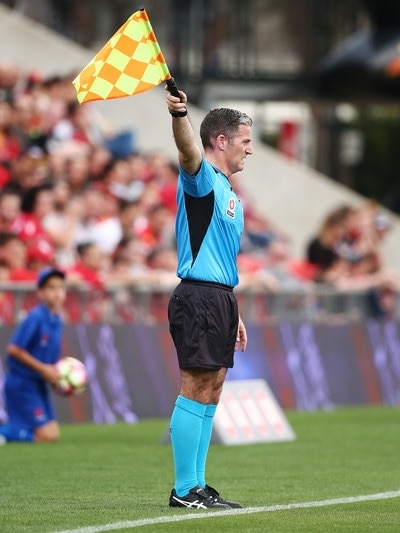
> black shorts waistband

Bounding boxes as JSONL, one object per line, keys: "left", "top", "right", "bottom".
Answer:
{"left": 181, "top": 279, "right": 234, "bottom": 292}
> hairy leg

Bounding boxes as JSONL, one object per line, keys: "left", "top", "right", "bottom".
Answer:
{"left": 180, "top": 367, "right": 228, "bottom": 405}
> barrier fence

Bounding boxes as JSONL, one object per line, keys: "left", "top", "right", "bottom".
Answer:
{"left": 0, "top": 284, "right": 399, "bottom": 425}
{"left": 0, "top": 282, "right": 396, "bottom": 325}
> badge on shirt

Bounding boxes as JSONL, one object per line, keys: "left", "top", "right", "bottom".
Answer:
{"left": 33, "top": 408, "right": 46, "bottom": 423}
{"left": 40, "top": 334, "right": 49, "bottom": 347}
{"left": 226, "top": 197, "right": 236, "bottom": 219}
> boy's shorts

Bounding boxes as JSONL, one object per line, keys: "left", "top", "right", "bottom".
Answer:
{"left": 168, "top": 279, "right": 239, "bottom": 370}
{"left": 5, "top": 373, "right": 56, "bottom": 430}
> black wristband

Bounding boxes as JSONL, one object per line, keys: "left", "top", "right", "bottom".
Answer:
{"left": 169, "top": 109, "right": 188, "bottom": 118}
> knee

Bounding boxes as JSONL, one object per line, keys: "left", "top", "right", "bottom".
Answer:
{"left": 209, "top": 391, "right": 222, "bottom": 405}
{"left": 209, "top": 383, "right": 224, "bottom": 405}
{"left": 34, "top": 424, "right": 60, "bottom": 443}
{"left": 46, "top": 431, "right": 60, "bottom": 443}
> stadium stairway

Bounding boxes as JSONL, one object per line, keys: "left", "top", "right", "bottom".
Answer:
{"left": 1, "top": 4, "right": 400, "bottom": 268}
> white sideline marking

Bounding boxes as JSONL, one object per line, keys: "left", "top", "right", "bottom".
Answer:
{"left": 50, "top": 489, "right": 400, "bottom": 533}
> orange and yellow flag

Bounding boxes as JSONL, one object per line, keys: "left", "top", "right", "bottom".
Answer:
{"left": 72, "top": 9, "right": 171, "bottom": 104}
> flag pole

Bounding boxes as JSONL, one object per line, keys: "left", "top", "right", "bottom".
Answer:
{"left": 166, "top": 77, "right": 181, "bottom": 98}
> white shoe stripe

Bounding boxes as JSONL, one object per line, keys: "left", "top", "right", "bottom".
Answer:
{"left": 172, "top": 496, "right": 208, "bottom": 509}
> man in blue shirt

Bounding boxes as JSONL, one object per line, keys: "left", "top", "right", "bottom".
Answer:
{"left": 166, "top": 87, "right": 252, "bottom": 509}
{"left": 0, "top": 267, "right": 66, "bottom": 443}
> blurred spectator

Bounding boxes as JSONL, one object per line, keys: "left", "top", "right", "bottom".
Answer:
{"left": 146, "top": 152, "right": 179, "bottom": 214}
{"left": 48, "top": 100, "right": 101, "bottom": 148}
{"left": 260, "top": 238, "right": 317, "bottom": 290}
{"left": 40, "top": 179, "right": 84, "bottom": 266}
{"left": 230, "top": 172, "right": 290, "bottom": 254}
{"left": 64, "top": 152, "right": 91, "bottom": 195}
{"left": 75, "top": 186, "right": 122, "bottom": 255}
{"left": 346, "top": 200, "right": 393, "bottom": 273}
{"left": 0, "top": 62, "right": 21, "bottom": 103}
{"left": 146, "top": 246, "right": 179, "bottom": 289}
{"left": 88, "top": 145, "right": 112, "bottom": 181}
{"left": 0, "top": 185, "right": 50, "bottom": 249}
{"left": 112, "top": 236, "right": 149, "bottom": 279}
{"left": 134, "top": 202, "right": 175, "bottom": 250}
{"left": 103, "top": 157, "right": 145, "bottom": 202}
{"left": 144, "top": 245, "right": 179, "bottom": 322}
{"left": 66, "top": 241, "right": 110, "bottom": 323}
{"left": 9, "top": 147, "right": 49, "bottom": 191}
{"left": 306, "top": 202, "right": 400, "bottom": 318}
{"left": 0, "top": 100, "right": 22, "bottom": 181}
{"left": 306, "top": 204, "right": 356, "bottom": 283}
{"left": 0, "top": 232, "right": 36, "bottom": 281}
{"left": 26, "top": 238, "right": 55, "bottom": 271}
{"left": 0, "top": 187, "right": 22, "bottom": 232}
{"left": 117, "top": 199, "right": 145, "bottom": 241}
{"left": 67, "top": 241, "right": 107, "bottom": 289}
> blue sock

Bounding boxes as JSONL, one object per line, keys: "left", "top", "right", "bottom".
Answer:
{"left": 0, "top": 425, "right": 34, "bottom": 442}
{"left": 170, "top": 395, "right": 207, "bottom": 497}
{"left": 197, "top": 403, "right": 217, "bottom": 488}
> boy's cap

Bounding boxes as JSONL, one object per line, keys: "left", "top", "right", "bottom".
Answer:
{"left": 37, "top": 267, "right": 66, "bottom": 288}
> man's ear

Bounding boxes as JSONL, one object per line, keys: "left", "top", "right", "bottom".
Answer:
{"left": 216, "top": 134, "right": 226, "bottom": 150}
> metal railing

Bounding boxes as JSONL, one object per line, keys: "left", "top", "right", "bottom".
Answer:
{"left": 0, "top": 282, "right": 396, "bottom": 325}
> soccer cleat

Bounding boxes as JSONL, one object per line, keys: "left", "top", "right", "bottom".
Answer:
{"left": 205, "top": 484, "right": 243, "bottom": 508}
{"left": 169, "top": 485, "right": 231, "bottom": 509}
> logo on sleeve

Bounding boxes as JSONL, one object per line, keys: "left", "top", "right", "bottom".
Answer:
{"left": 226, "top": 197, "right": 236, "bottom": 219}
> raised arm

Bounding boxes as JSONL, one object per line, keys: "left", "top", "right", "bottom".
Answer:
{"left": 165, "top": 87, "right": 202, "bottom": 175}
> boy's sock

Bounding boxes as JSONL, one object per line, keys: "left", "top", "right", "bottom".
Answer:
{"left": 197, "top": 403, "right": 217, "bottom": 488}
{"left": 0, "top": 425, "right": 34, "bottom": 442}
{"left": 170, "top": 395, "right": 206, "bottom": 497}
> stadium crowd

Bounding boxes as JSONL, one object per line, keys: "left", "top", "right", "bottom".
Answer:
{"left": 0, "top": 61, "right": 399, "bottom": 323}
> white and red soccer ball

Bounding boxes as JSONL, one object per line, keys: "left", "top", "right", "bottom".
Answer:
{"left": 53, "top": 357, "right": 88, "bottom": 396}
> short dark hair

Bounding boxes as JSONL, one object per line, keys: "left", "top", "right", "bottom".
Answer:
{"left": 0, "top": 232, "right": 18, "bottom": 247}
{"left": 37, "top": 267, "right": 65, "bottom": 288}
{"left": 200, "top": 108, "right": 252, "bottom": 150}
{"left": 76, "top": 242, "right": 96, "bottom": 257}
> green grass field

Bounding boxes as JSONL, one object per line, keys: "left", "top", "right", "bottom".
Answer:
{"left": 0, "top": 405, "right": 399, "bottom": 533}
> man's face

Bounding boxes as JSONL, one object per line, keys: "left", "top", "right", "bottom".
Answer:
{"left": 225, "top": 124, "right": 253, "bottom": 175}
{"left": 2, "top": 238, "right": 26, "bottom": 268}
{"left": 0, "top": 194, "right": 21, "bottom": 223}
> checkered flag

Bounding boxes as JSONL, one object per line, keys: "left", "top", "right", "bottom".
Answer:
{"left": 73, "top": 8, "right": 174, "bottom": 104}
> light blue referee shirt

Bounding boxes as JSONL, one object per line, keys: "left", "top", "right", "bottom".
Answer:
{"left": 175, "top": 158, "right": 244, "bottom": 287}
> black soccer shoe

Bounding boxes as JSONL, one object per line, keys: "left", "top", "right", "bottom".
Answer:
{"left": 205, "top": 484, "right": 243, "bottom": 508}
{"left": 169, "top": 485, "right": 231, "bottom": 509}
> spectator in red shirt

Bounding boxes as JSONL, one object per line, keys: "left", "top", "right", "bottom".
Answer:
{"left": 135, "top": 202, "right": 175, "bottom": 250}
{"left": 0, "top": 188, "right": 22, "bottom": 233}
{"left": 67, "top": 242, "right": 106, "bottom": 289}
{"left": 26, "top": 237, "right": 56, "bottom": 272}
{"left": 0, "top": 232, "right": 36, "bottom": 282}
{"left": 66, "top": 241, "right": 108, "bottom": 323}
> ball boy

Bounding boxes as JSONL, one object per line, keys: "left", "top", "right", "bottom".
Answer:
{"left": 0, "top": 267, "right": 66, "bottom": 443}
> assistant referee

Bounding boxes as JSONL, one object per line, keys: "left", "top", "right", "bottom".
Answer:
{"left": 166, "top": 85, "right": 252, "bottom": 510}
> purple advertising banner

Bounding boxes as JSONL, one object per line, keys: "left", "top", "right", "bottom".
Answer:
{"left": 1, "top": 320, "right": 400, "bottom": 423}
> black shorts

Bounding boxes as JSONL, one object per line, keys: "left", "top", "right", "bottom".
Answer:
{"left": 168, "top": 279, "right": 239, "bottom": 370}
